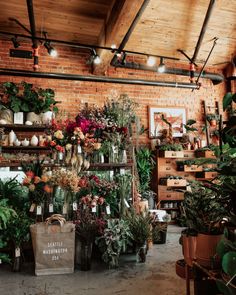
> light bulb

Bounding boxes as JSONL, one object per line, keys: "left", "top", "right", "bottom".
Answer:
{"left": 93, "top": 55, "right": 101, "bottom": 64}
{"left": 147, "top": 56, "right": 156, "bottom": 67}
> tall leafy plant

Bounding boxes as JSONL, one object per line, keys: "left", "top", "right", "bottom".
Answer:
{"left": 136, "top": 147, "right": 155, "bottom": 194}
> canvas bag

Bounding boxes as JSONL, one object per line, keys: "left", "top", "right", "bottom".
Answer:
{"left": 30, "top": 214, "right": 75, "bottom": 276}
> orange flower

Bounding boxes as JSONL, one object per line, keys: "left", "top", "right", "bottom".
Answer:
{"left": 44, "top": 185, "right": 53, "bottom": 193}
{"left": 34, "top": 176, "right": 41, "bottom": 184}
{"left": 23, "top": 177, "right": 31, "bottom": 185}
{"left": 41, "top": 175, "right": 49, "bottom": 183}
{"left": 25, "top": 171, "right": 35, "bottom": 178}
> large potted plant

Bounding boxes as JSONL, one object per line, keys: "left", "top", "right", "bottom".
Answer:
{"left": 125, "top": 210, "right": 152, "bottom": 263}
{"left": 182, "top": 181, "right": 227, "bottom": 268}
{"left": 95, "top": 218, "right": 132, "bottom": 268}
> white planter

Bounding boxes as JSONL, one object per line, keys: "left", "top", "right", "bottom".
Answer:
{"left": 9, "top": 130, "right": 16, "bottom": 146}
{"left": 14, "top": 112, "right": 24, "bottom": 124}
{"left": 41, "top": 111, "right": 55, "bottom": 124}
{"left": 30, "top": 135, "right": 39, "bottom": 146}
{"left": 26, "top": 112, "right": 41, "bottom": 124}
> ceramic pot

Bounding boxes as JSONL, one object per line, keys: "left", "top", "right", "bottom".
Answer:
{"left": 30, "top": 135, "right": 38, "bottom": 146}
{"left": 41, "top": 111, "right": 55, "bottom": 124}
{"left": 9, "top": 130, "right": 16, "bottom": 146}
{"left": 0, "top": 109, "right": 13, "bottom": 124}
{"left": 26, "top": 112, "right": 41, "bottom": 124}
{"left": 196, "top": 233, "right": 222, "bottom": 268}
{"left": 182, "top": 233, "right": 197, "bottom": 266}
{"left": 22, "top": 138, "right": 30, "bottom": 147}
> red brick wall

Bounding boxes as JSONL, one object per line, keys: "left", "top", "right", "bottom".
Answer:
{"left": 0, "top": 40, "right": 226, "bottom": 145}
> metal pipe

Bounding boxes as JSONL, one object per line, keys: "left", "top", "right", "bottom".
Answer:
{"left": 192, "top": 0, "right": 216, "bottom": 63}
{"left": 112, "top": 60, "right": 224, "bottom": 85}
{"left": 26, "top": 0, "right": 39, "bottom": 70}
{"left": 0, "top": 68, "right": 200, "bottom": 89}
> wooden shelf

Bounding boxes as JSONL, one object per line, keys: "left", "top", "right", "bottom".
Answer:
{"left": 0, "top": 124, "right": 49, "bottom": 131}
{"left": 160, "top": 208, "right": 179, "bottom": 211}
{"left": 2, "top": 146, "right": 50, "bottom": 150}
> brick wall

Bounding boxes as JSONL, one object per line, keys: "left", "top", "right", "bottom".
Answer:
{"left": 0, "top": 40, "right": 226, "bottom": 145}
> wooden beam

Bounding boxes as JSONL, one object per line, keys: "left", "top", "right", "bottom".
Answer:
{"left": 93, "top": 0, "right": 146, "bottom": 75}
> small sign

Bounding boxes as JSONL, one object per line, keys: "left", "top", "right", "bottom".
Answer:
{"left": 73, "top": 202, "right": 77, "bottom": 211}
{"left": 63, "top": 204, "right": 68, "bottom": 214}
{"left": 29, "top": 203, "right": 36, "bottom": 212}
{"left": 120, "top": 169, "right": 125, "bottom": 175}
{"left": 49, "top": 204, "right": 54, "bottom": 213}
{"left": 15, "top": 247, "right": 21, "bottom": 257}
{"left": 36, "top": 205, "right": 42, "bottom": 215}
{"left": 13, "top": 112, "right": 24, "bottom": 124}
{"left": 106, "top": 205, "right": 111, "bottom": 215}
{"left": 124, "top": 199, "right": 130, "bottom": 208}
{"left": 92, "top": 205, "right": 97, "bottom": 213}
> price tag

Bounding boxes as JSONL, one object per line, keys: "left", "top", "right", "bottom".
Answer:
{"left": 109, "top": 171, "right": 114, "bottom": 180}
{"left": 63, "top": 204, "right": 68, "bottom": 214}
{"left": 49, "top": 204, "right": 54, "bottom": 213}
{"left": 106, "top": 205, "right": 111, "bottom": 215}
{"left": 73, "top": 202, "right": 78, "bottom": 211}
{"left": 29, "top": 203, "right": 36, "bottom": 213}
{"left": 15, "top": 247, "right": 21, "bottom": 257}
{"left": 124, "top": 199, "right": 130, "bottom": 208}
{"left": 92, "top": 205, "right": 97, "bottom": 213}
{"left": 83, "top": 204, "right": 87, "bottom": 210}
{"left": 120, "top": 169, "right": 125, "bottom": 175}
{"left": 77, "top": 145, "right": 82, "bottom": 154}
{"left": 36, "top": 205, "right": 42, "bottom": 215}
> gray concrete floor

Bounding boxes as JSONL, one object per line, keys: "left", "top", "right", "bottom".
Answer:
{"left": 0, "top": 225, "right": 190, "bottom": 295}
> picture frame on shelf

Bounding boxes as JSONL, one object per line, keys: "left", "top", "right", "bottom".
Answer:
{"left": 148, "top": 106, "right": 186, "bottom": 138}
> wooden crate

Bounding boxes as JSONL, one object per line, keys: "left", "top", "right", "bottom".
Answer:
{"left": 177, "top": 164, "right": 203, "bottom": 172}
{"left": 160, "top": 178, "right": 187, "bottom": 187}
{"left": 196, "top": 172, "right": 218, "bottom": 179}
{"left": 158, "top": 150, "right": 184, "bottom": 158}
{"left": 195, "top": 150, "right": 215, "bottom": 158}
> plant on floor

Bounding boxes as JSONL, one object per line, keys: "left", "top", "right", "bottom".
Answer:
{"left": 95, "top": 218, "right": 133, "bottom": 268}
{"left": 151, "top": 213, "right": 171, "bottom": 244}
{"left": 183, "top": 181, "right": 227, "bottom": 234}
{"left": 0, "top": 199, "right": 16, "bottom": 264}
{"left": 135, "top": 147, "right": 155, "bottom": 195}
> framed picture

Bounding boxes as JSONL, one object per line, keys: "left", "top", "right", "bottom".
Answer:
{"left": 148, "top": 106, "right": 186, "bottom": 138}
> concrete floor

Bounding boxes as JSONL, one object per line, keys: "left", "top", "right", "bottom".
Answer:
{"left": 0, "top": 225, "right": 190, "bottom": 295}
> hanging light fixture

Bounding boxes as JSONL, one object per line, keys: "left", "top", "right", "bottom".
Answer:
{"left": 91, "top": 49, "right": 101, "bottom": 64}
{"left": 147, "top": 56, "right": 156, "bottom": 67}
{"left": 11, "top": 35, "right": 20, "bottom": 48}
{"left": 44, "top": 41, "right": 58, "bottom": 57}
{"left": 158, "top": 57, "right": 165, "bottom": 73}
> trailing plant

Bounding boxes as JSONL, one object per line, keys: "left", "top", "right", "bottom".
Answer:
{"left": 135, "top": 147, "right": 155, "bottom": 194}
{"left": 0, "top": 81, "right": 59, "bottom": 113}
{"left": 95, "top": 218, "right": 133, "bottom": 268}
{"left": 182, "top": 181, "right": 227, "bottom": 234}
{"left": 125, "top": 209, "right": 152, "bottom": 246}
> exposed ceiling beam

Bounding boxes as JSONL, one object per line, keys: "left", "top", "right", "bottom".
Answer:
{"left": 93, "top": 0, "right": 146, "bottom": 75}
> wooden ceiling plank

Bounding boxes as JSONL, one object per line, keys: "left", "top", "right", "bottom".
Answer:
{"left": 93, "top": 0, "right": 146, "bottom": 75}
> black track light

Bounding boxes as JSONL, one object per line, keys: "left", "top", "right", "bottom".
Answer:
{"left": 11, "top": 36, "right": 20, "bottom": 48}
{"left": 44, "top": 41, "right": 57, "bottom": 57}
{"left": 158, "top": 57, "right": 165, "bottom": 73}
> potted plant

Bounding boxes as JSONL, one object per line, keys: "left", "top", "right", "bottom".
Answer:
{"left": 152, "top": 213, "right": 171, "bottom": 244}
{"left": 0, "top": 199, "right": 16, "bottom": 264}
{"left": 74, "top": 206, "right": 105, "bottom": 271}
{"left": 182, "top": 181, "right": 227, "bottom": 268}
{"left": 125, "top": 210, "right": 152, "bottom": 262}
{"left": 206, "top": 113, "right": 220, "bottom": 127}
{"left": 95, "top": 218, "right": 132, "bottom": 268}
{"left": 0, "top": 81, "right": 59, "bottom": 124}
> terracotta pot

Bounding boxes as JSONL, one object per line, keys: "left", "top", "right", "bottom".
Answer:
{"left": 182, "top": 233, "right": 197, "bottom": 266}
{"left": 175, "top": 259, "right": 193, "bottom": 280}
{"left": 196, "top": 233, "right": 222, "bottom": 268}
{"left": 209, "top": 119, "right": 217, "bottom": 127}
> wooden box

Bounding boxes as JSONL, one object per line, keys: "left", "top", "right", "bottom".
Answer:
{"left": 195, "top": 150, "right": 215, "bottom": 158}
{"left": 160, "top": 178, "right": 187, "bottom": 187}
{"left": 177, "top": 164, "right": 203, "bottom": 172}
{"left": 195, "top": 171, "right": 218, "bottom": 179}
{"left": 158, "top": 150, "right": 184, "bottom": 158}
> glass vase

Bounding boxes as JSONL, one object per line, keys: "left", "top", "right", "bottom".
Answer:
{"left": 80, "top": 242, "right": 93, "bottom": 271}
{"left": 136, "top": 244, "right": 147, "bottom": 263}
{"left": 119, "top": 149, "right": 127, "bottom": 163}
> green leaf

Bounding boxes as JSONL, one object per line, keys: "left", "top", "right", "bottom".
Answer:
{"left": 222, "top": 251, "right": 236, "bottom": 277}
{"left": 186, "top": 119, "right": 196, "bottom": 126}
{"left": 223, "top": 93, "right": 233, "bottom": 111}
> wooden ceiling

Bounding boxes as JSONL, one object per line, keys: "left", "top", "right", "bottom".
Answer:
{"left": 0, "top": 0, "right": 235, "bottom": 73}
